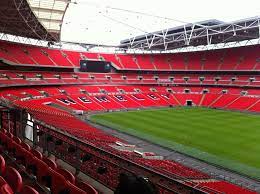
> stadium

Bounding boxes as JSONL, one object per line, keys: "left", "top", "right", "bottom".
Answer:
{"left": 0, "top": 0, "right": 259, "bottom": 193}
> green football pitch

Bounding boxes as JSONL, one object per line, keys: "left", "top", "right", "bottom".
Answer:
{"left": 90, "top": 107, "right": 260, "bottom": 179}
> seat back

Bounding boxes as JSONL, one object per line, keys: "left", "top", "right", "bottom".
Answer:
{"left": 6, "top": 132, "right": 13, "bottom": 139}
{"left": 13, "top": 137, "right": 21, "bottom": 144}
{"left": 0, "top": 132, "right": 8, "bottom": 147}
{"left": 6, "top": 138, "right": 16, "bottom": 153}
{"left": 49, "top": 168, "right": 67, "bottom": 194}
{"left": 15, "top": 146, "right": 27, "bottom": 166}
{"left": 67, "top": 181, "right": 86, "bottom": 194}
{"left": 0, "top": 131, "right": 5, "bottom": 142}
{"left": 31, "top": 149, "right": 43, "bottom": 159}
{"left": 0, "top": 176, "right": 13, "bottom": 194}
{"left": 23, "top": 149, "right": 35, "bottom": 168}
{"left": 4, "top": 167, "right": 23, "bottom": 193}
{"left": 0, "top": 155, "right": 6, "bottom": 175}
{"left": 21, "top": 185, "right": 39, "bottom": 194}
{"left": 0, "top": 184, "right": 14, "bottom": 194}
{"left": 77, "top": 181, "right": 98, "bottom": 194}
{"left": 43, "top": 157, "right": 57, "bottom": 169}
{"left": 21, "top": 142, "right": 31, "bottom": 151}
{"left": 33, "top": 158, "right": 49, "bottom": 184}
{"left": 57, "top": 168, "right": 75, "bottom": 184}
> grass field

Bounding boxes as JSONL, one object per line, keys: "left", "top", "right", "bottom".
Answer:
{"left": 90, "top": 107, "right": 260, "bottom": 179}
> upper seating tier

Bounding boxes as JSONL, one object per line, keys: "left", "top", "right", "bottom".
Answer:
{"left": 0, "top": 40, "right": 259, "bottom": 71}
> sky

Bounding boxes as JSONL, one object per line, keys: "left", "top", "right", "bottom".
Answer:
{"left": 61, "top": 0, "right": 260, "bottom": 46}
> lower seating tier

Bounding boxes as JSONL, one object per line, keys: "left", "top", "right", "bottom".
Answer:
{"left": 0, "top": 85, "right": 259, "bottom": 194}
{"left": 0, "top": 129, "right": 98, "bottom": 194}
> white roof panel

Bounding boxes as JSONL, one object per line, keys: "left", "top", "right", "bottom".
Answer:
{"left": 27, "top": 0, "right": 69, "bottom": 34}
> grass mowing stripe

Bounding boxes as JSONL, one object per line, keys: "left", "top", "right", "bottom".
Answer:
{"left": 90, "top": 107, "right": 260, "bottom": 179}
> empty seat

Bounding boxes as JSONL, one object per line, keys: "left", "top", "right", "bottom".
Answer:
{"left": 77, "top": 181, "right": 98, "bottom": 194}
{"left": 13, "top": 136, "right": 21, "bottom": 144}
{"left": 6, "top": 138, "right": 17, "bottom": 155}
{"left": 57, "top": 168, "right": 75, "bottom": 184}
{"left": 0, "top": 184, "right": 14, "bottom": 194}
{"left": 66, "top": 181, "right": 86, "bottom": 194}
{"left": 4, "top": 167, "right": 23, "bottom": 193}
{"left": 6, "top": 132, "right": 13, "bottom": 139}
{"left": 30, "top": 157, "right": 49, "bottom": 185}
{"left": 0, "top": 132, "right": 8, "bottom": 148}
{"left": 0, "top": 155, "right": 6, "bottom": 175}
{"left": 23, "top": 149, "right": 35, "bottom": 168}
{"left": 30, "top": 149, "right": 43, "bottom": 159}
{"left": 15, "top": 146, "right": 33, "bottom": 166}
{"left": 48, "top": 168, "right": 68, "bottom": 194}
{"left": 20, "top": 142, "right": 31, "bottom": 151}
{"left": 43, "top": 157, "right": 57, "bottom": 169}
{"left": 21, "top": 185, "right": 39, "bottom": 194}
{"left": 0, "top": 176, "right": 13, "bottom": 194}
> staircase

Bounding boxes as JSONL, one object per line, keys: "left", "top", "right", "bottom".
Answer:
{"left": 208, "top": 94, "right": 223, "bottom": 107}
{"left": 245, "top": 98, "right": 260, "bottom": 111}
{"left": 199, "top": 94, "right": 206, "bottom": 106}
{"left": 223, "top": 96, "right": 241, "bottom": 109}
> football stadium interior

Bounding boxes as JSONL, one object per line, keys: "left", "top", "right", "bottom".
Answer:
{"left": 0, "top": 0, "right": 259, "bottom": 194}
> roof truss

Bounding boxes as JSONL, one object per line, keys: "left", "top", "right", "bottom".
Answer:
{"left": 120, "top": 17, "right": 260, "bottom": 51}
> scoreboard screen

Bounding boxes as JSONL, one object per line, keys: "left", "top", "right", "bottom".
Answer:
{"left": 80, "top": 60, "right": 111, "bottom": 73}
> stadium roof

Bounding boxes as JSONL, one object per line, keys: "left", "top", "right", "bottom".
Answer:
{"left": 119, "top": 17, "right": 260, "bottom": 51}
{"left": 0, "top": 0, "right": 69, "bottom": 41}
{"left": 0, "top": 0, "right": 259, "bottom": 52}
{"left": 27, "top": 0, "right": 69, "bottom": 37}
{"left": 60, "top": 0, "right": 260, "bottom": 52}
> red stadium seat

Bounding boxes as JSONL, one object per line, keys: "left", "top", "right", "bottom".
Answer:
{"left": 30, "top": 149, "right": 43, "bottom": 159}
{"left": 48, "top": 168, "right": 68, "bottom": 194}
{"left": 0, "top": 155, "right": 6, "bottom": 175}
{"left": 4, "top": 167, "right": 23, "bottom": 193}
{"left": 20, "top": 185, "right": 39, "bottom": 194}
{"left": 20, "top": 142, "right": 31, "bottom": 151}
{"left": 0, "top": 184, "right": 14, "bottom": 194}
{"left": 31, "top": 157, "right": 49, "bottom": 185}
{"left": 13, "top": 136, "right": 21, "bottom": 144}
{"left": 43, "top": 157, "right": 57, "bottom": 169}
{"left": 0, "top": 176, "right": 13, "bottom": 194}
{"left": 6, "top": 132, "right": 13, "bottom": 139}
{"left": 76, "top": 181, "right": 98, "bottom": 194}
{"left": 66, "top": 181, "right": 86, "bottom": 194}
{"left": 0, "top": 38, "right": 260, "bottom": 194}
{"left": 56, "top": 168, "right": 75, "bottom": 184}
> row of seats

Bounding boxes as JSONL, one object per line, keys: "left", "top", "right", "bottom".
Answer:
{"left": 1, "top": 118, "right": 188, "bottom": 193}
{"left": 102, "top": 45, "right": 260, "bottom": 71}
{"left": 0, "top": 86, "right": 259, "bottom": 115}
{"left": 1, "top": 85, "right": 259, "bottom": 193}
{"left": 197, "top": 181, "right": 256, "bottom": 194}
{"left": 28, "top": 105, "right": 257, "bottom": 194}
{"left": 0, "top": 129, "right": 98, "bottom": 194}
{"left": 30, "top": 113, "right": 257, "bottom": 194}
{"left": 0, "top": 160, "right": 38, "bottom": 194}
{"left": 1, "top": 84, "right": 259, "bottom": 99}
{"left": 1, "top": 89, "right": 258, "bottom": 193}
{"left": 1, "top": 70, "right": 260, "bottom": 88}
{"left": 3, "top": 85, "right": 260, "bottom": 113}
{"left": 0, "top": 40, "right": 259, "bottom": 71}
{"left": 35, "top": 123, "right": 206, "bottom": 193}
{"left": 11, "top": 99, "right": 211, "bottom": 180}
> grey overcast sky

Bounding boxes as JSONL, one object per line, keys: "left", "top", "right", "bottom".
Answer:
{"left": 61, "top": 0, "right": 260, "bottom": 46}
